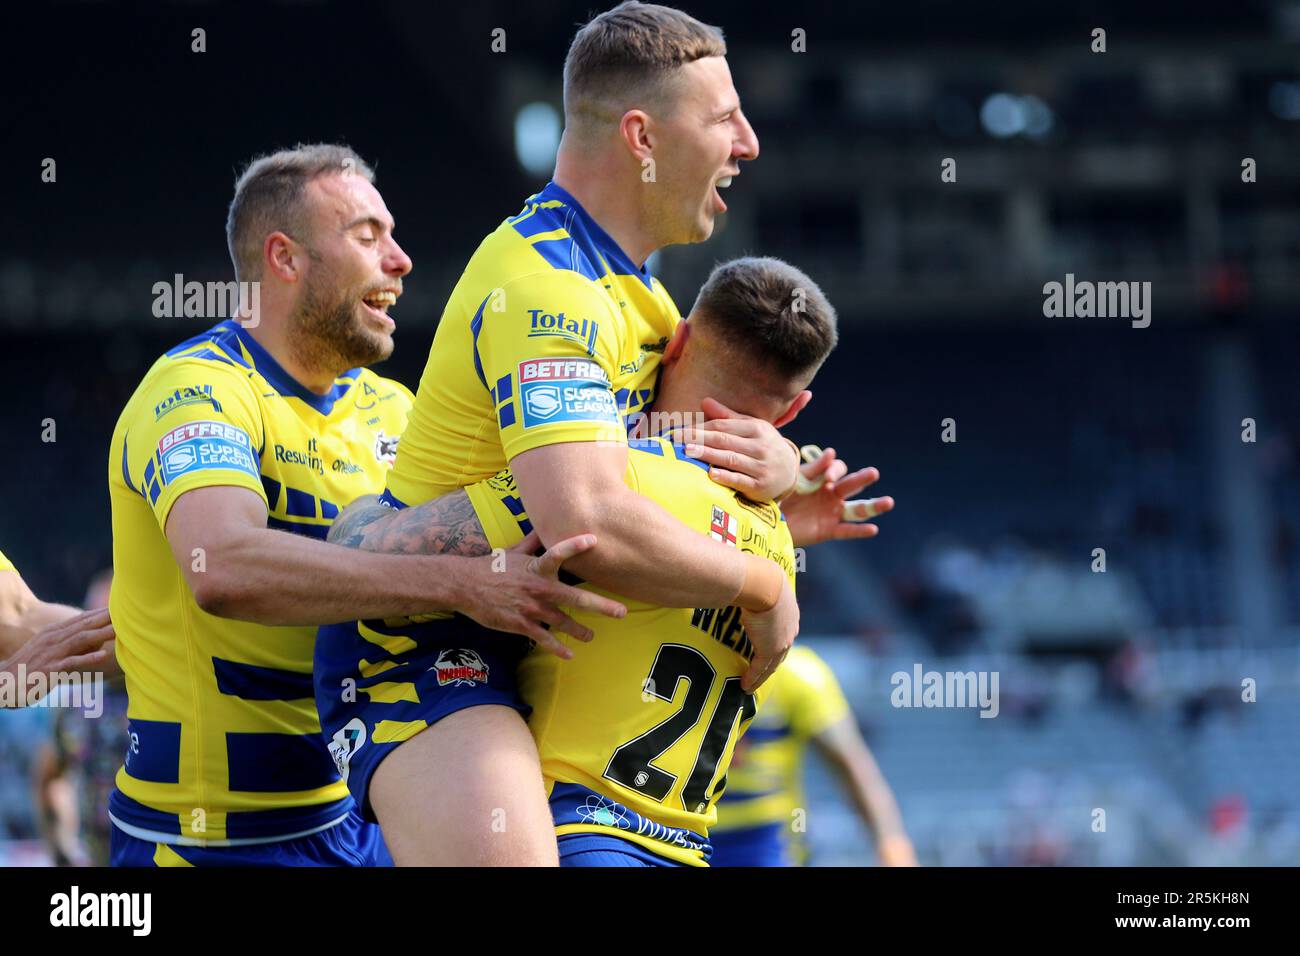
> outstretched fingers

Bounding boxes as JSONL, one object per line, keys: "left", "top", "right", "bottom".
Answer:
{"left": 527, "top": 535, "right": 627, "bottom": 621}
{"left": 529, "top": 533, "right": 597, "bottom": 576}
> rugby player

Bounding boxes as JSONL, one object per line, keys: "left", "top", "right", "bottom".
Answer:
{"left": 318, "top": 1, "right": 819, "bottom": 867}
{"left": 0, "top": 549, "right": 116, "bottom": 708}
{"left": 711, "top": 644, "right": 917, "bottom": 866}
{"left": 105, "top": 144, "right": 623, "bottom": 867}
{"left": 320, "top": 256, "right": 883, "bottom": 865}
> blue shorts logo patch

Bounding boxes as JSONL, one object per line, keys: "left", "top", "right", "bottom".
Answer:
{"left": 434, "top": 648, "right": 490, "bottom": 687}
{"left": 518, "top": 358, "right": 620, "bottom": 429}
{"left": 327, "top": 718, "right": 367, "bottom": 782}
{"left": 156, "top": 419, "right": 259, "bottom": 484}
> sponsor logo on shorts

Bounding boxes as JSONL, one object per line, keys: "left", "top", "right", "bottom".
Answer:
{"left": 328, "top": 718, "right": 367, "bottom": 781}
{"left": 517, "top": 358, "right": 619, "bottom": 429}
{"left": 560, "top": 788, "right": 707, "bottom": 852}
{"left": 433, "top": 648, "right": 490, "bottom": 687}
{"left": 156, "top": 420, "right": 258, "bottom": 484}
{"left": 576, "top": 792, "right": 633, "bottom": 830}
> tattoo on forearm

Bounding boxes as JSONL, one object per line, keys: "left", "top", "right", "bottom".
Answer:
{"left": 328, "top": 491, "right": 492, "bottom": 558}
{"left": 326, "top": 498, "right": 391, "bottom": 549}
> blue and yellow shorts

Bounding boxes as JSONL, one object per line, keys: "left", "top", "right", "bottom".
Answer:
{"left": 110, "top": 808, "right": 391, "bottom": 866}
{"left": 313, "top": 614, "right": 531, "bottom": 821}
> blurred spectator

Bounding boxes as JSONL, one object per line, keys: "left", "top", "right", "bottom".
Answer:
{"left": 33, "top": 569, "right": 127, "bottom": 866}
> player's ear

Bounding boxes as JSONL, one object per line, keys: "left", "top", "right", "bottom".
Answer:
{"left": 662, "top": 320, "right": 691, "bottom": 366}
{"left": 772, "top": 389, "right": 811, "bottom": 428}
{"left": 264, "top": 232, "right": 300, "bottom": 283}
{"left": 619, "top": 109, "right": 653, "bottom": 162}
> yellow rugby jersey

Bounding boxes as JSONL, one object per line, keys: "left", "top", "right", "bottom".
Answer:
{"left": 386, "top": 181, "right": 680, "bottom": 507}
{"left": 712, "top": 645, "right": 850, "bottom": 849}
{"left": 466, "top": 437, "right": 796, "bottom": 866}
{"left": 107, "top": 320, "right": 412, "bottom": 845}
{"left": 0, "top": 550, "right": 13, "bottom": 573}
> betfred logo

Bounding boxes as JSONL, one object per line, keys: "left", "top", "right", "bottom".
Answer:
{"left": 157, "top": 419, "right": 250, "bottom": 453}
{"left": 433, "top": 648, "right": 490, "bottom": 687}
{"left": 516, "top": 358, "right": 620, "bottom": 430}
{"left": 155, "top": 420, "right": 258, "bottom": 484}
{"left": 519, "top": 358, "right": 608, "bottom": 385}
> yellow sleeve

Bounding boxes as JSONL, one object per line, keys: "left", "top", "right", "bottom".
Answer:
{"left": 465, "top": 446, "right": 643, "bottom": 551}
{"left": 121, "top": 359, "right": 267, "bottom": 530}
{"left": 464, "top": 470, "right": 531, "bottom": 552}
{"left": 474, "top": 271, "right": 626, "bottom": 461}
{"left": 0, "top": 550, "right": 13, "bottom": 574}
{"left": 784, "top": 646, "right": 852, "bottom": 741}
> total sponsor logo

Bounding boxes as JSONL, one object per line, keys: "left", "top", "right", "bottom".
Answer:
{"left": 527, "top": 309, "right": 599, "bottom": 356}
{"left": 433, "top": 648, "right": 490, "bottom": 687}
{"left": 153, "top": 384, "right": 222, "bottom": 421}
{"left": 518, "top": 358, "right": 619, "bottom": 429}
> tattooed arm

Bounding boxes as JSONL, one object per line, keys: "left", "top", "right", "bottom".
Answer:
{"left": 324, "top": 490, "right": 626, "bottom": 657}
{"left": 328, "top": 492, "right": 493, "bottom": 558}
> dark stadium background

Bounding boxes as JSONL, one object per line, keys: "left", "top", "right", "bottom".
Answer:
{"left": 2, "top": 0, "right": 1298, "bottom": 865}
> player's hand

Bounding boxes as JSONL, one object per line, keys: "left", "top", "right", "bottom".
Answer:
{"left": 457, "top": 531, "right": 627, "bottom": 660}
{"left": 678, "top": 398, "right": 800, "bottom": 502}
{"left": 739, "top": 578, "right": 798, "bottom": 692}
{"left": 782, "top": 450, "right": 894, "bottom": 548}
{"left": 0, "top": 608, "right": 117, "bottom": 708}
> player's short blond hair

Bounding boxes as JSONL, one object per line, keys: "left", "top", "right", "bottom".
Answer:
{"left": 563, "top": 2, "right": 726, "bottom": 131}
{"left": 690, "top": 257, "right": 838, "bottom": 381}
{"left": 225, "top": 143, "right": 375, "bottom": 282}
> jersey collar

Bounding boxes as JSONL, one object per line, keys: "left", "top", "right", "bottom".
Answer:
{"left": 222, "top": 320, "right": 361, "bottom": 416}
{"left": 536, "top": 181, "right": 654, "bottom": 289}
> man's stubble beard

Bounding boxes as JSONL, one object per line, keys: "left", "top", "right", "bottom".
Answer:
{"left": 291, "top": 268, "right": 392, "bottom": 375}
